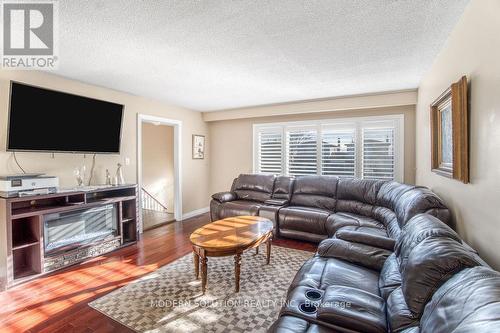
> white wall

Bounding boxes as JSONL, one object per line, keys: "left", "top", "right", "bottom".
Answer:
{"left": 415, "top": 0, "right": 500, "bottom": 269}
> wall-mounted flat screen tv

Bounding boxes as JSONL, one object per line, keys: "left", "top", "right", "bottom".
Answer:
{"left": 7, "top": 81, "right": 124, "bottom": 154}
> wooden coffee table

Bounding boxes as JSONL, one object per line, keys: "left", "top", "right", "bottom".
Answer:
{"left": 190, "top": 216, "right": 273, "bottom": 293}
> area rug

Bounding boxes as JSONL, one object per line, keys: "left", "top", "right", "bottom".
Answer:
{"left": 89, "top": 246, "right": 313, "bottom": 332}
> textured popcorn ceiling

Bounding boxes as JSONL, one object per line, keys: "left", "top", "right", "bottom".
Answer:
{"left": 56, "top": 0, "right": 469, "bottom": 111}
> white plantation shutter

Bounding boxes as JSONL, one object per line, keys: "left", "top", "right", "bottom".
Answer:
{"left": 257, "top": 129, "right": 283, "bottom": 174}
{"left": 321, "top": 128, "right": 356, "bottom": 178}
{"left": 362, "top": 127, "right": 395, "bottom": 180}
{"left": 254, "top": 116, "right": 403, "bottom": 181}
{"left": 286, "top": 127, "right": 318, "bottom": 176}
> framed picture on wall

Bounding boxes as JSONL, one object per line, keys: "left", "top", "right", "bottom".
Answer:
{"left": 192, "top": 134, "right": 205, "bottom": 159}
{"left": 430, "top": 76, "right": 469, "bottom": 183}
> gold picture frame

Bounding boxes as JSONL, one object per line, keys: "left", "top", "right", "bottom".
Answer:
{"left": 430, "top": 76, "right": 469, "bottom": 183}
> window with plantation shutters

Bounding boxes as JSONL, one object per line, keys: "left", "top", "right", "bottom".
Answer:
{"left": 321, "top": 127, "right": 356, "bottom": 178}
{"left": 256, "top": 128, "right": 283, "bottom": 174}
{"left": 286, "top": 127, "right": 318, "bottom": 176}
{"left": 253, "top": 115, "right": 403, "bottom": 181}
{"left": 362, "top": 127, "right": 395, "bottom": 180}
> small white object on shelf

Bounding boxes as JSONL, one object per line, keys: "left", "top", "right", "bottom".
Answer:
{"left": 115, "top": 163, "right": 125, "bottom": 185}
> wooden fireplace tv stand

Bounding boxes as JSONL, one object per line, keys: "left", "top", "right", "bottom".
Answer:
{"left": 0, "top": 184, "right": 138, "bottom": 291}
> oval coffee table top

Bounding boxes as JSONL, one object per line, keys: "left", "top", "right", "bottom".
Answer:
{"left": 190, "top": 216, "right": 273, "bottom": 251}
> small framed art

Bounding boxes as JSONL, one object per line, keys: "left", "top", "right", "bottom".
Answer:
{"left": 192, "top": 134, "right": 205, "bottom": 159}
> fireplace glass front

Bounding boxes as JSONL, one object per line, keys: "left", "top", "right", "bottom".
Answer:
{"left": 44, "top": 204, "right": 118, "bottom": 255}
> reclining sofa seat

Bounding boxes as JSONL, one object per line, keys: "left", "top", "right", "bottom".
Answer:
{"left": 269, "top": 214, "right": 498, "bottom": 333}
{"left": 326, "top": 178, "right": 451, "bottom": 254}
{"left": 270, "top": 266, "right": 500, "bottom": 333}
{"left": 210, "top": 174, "right": 276, "bottom": 221}
{"left": 278, "top": 176, "right": 338, "bottom": 243}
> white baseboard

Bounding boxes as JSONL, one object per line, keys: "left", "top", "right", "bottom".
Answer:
{"left": 182, "top": 206, "right": 209, "bottom": 220}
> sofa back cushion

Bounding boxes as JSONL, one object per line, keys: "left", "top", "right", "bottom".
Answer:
{"left": 232, "top": 174, "right": 275, "bottom": 202}
{"left": 376, "top": 181, "right": 416, "bottom": 210}
{"left": 371, "top": 206, "right": 401, "bottom": 239}
{"left": 395, "top": 214, "right": 461, "bottom": 269}
{"left": 419, "top": 266, "right": 500, "bottom": 333}
{"left": 272, "top": 176, "right": 295, "bottom": 200}
{"left": 394, "top": 187, "right": 450, "bottom": 228}
{"left": 335, "top": 178, "right": 386, "bottom": 216}
{"left": 337, "top": 178, "right": 385, "bottom": 205}
{"left": 290, "top": 175, "right": 338, "bottom": 211}
{"left": 400, "top": 236, "right": 481, "bottom": 316}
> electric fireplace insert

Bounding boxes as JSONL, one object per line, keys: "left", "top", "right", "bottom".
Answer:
{"left": 43, "top": 204, "right": 118, "bottom": 256}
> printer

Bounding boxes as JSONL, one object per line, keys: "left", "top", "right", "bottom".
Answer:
{"left": 0, "top": 174, "right": 59, "bottom": 198}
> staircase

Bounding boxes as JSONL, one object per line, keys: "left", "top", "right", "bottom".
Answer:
{"left": 141, "top": 188, "right": 175, "bottom": 230}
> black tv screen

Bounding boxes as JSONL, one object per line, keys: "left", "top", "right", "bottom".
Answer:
{"left": 7, "top": 82, "right": 124, "bottom": 153}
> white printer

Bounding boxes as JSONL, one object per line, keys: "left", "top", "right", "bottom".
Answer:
{"left": 0, "top": 174, "right": 59, "bottom": 198}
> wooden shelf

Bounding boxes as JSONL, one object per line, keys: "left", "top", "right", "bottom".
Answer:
{"left": 12, "top": 239, "right": 39, "bottom": 251}
{"left": 12, "top": 216, "right": 40, "bottom": 253}
{"left": 14, "top": 266, "right": 39, "bottom": 280}
{"left": 13, "top": 245, "right": 41, "bottom": 280}
{"left": 65, "top": 201, "right": 85, "bottom": 206}
{"left": 12, "top": 204, "right": 72, "bottom": 218}
{"left": 3, "top": 184, "right": 139, "bottom": 289}
{"left": 11, "top": 195, "right": 137, "bottom": 219}
{"left": 85, "top": 195, "right": 137, "bottom": 205}
{"left": 121, "top": 199, "right": 137, "bottom": 222}
{"left": 122, "top": 218, "right": 137, "bottom": 244}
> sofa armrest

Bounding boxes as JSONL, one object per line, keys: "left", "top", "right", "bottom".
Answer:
{"left": 264, "top": 198, "right": 289, "bottom": 206}
{"left": 335, "top": 230, "right": 395, "bottom": 251}
{"left": 317, "top": 238, "right": 391, "bottom": 271}
{"left": 211, "top": 191, "right": 237, "bottom": 203}
{"left": 259, "top": 205, "right": 283, "bottom": 237}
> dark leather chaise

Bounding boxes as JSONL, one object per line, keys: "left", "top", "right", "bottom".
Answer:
{"left": 268, "top": 214, "right": 500, "bottom": 332}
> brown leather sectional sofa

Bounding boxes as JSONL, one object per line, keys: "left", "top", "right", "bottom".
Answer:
{"left": 210, "top": 174, "right": 500, "bottom": 332}
{"left": 210, "top": 174, "right": 451, "bottom": 246}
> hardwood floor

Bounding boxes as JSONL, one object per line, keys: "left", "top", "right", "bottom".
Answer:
{"left": 0, "top": 213, "right": 317, "bottom": 333}
{"left": 142, "top": 209, "right": 175, "bottom": 230}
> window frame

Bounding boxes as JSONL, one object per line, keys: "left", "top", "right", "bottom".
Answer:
{"left": 321, "top": 122, "right": 357, "bottom": 178}
{"left": 285, "top": 124, "right": 319, "bottom": 176}
{"left": 253, "top": 114, "right": 405, "bottom": 182}
{"left": 255, "top": 126, "right": 285, "bottom": 175}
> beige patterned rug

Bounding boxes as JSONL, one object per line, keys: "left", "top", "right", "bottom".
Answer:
{"left": 89, "top": 246, "right": 313, "bottom": 332}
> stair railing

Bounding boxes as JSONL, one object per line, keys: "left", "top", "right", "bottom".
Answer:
{"left": 141, "top": 187, "right": 171, "bottom": 213}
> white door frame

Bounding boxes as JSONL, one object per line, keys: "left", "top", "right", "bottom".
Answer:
{"left": 137, "top": 114, "right": 183, "bottom": 233}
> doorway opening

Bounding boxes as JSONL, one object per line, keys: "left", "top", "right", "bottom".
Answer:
{"left": 137, "top": 115, "right": 182, "bottom": 232}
